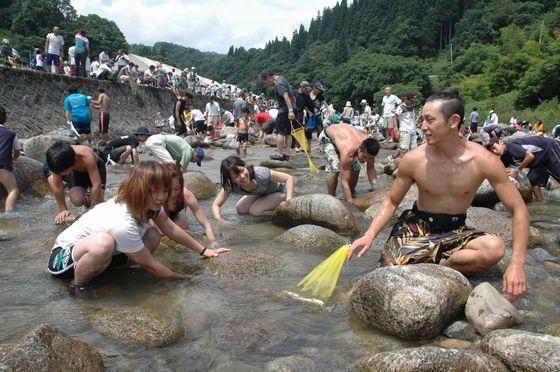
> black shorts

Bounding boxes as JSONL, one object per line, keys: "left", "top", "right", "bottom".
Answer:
{"left": 68, "top": 156, "right": 107, "bottom": 189}
{"left": 194, "top": 120, "right": 206, "bottom": 133}
{"left": 0, "top": 158, "right": 14, "bottom": 172}
{"left": 48, "top": 245, "right": 129, "bottom": 279}
{"left": 275, "top": 112, "right": 291, "bottom": 135}
{"left": 237, "top": 132, "right": 249, "bottom": 143}
{"left": 262, "top": 118, "right": 276, "bottom": 134}
{"left": 109, "top": 146, "right": 128, "bottom": 162}
{"left": 99, "top": 112, "right": 110, "bottom": 134}
{"left": 73, "top": 121, "right": 91, "bottom": 135}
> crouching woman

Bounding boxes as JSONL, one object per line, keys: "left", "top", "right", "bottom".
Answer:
{"left": 48, "top": 161, "right": 229, "bottom": 287}
{"left": 212, "top": 156, "right": 293, "bottom": 220}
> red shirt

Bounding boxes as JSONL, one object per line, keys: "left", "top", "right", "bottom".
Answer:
{"left": 254, "top": 112, "right": 272, "bottom": 126}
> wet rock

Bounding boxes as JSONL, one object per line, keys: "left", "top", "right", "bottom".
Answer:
{"left": 183, "top": 171, "right": 216, "bottom": 200}
{"left": 220, "top": 126, "right": 237, "bottom": 138}
{"left": 473, "top": 176, "right": 532, "bottom": 208}
{"left": 380, "top": 142, "right": 398, "bottom": 150}
{"left": 547, "top": 323, "right": 560, "bottom": 336}
{"left": 383, "top": 159, "right": 400, "bottom": 175}
{"left": 351, "top": 264, "right": 472, "bottom": 339}
{"left": 273, "top": 194, "right": 358, "bottom": 234}
{"left": 353, "top": 190, "right": 386, "bottom": 211}
{"left": 443, "top": 320, "right": 479, "bottom": 341}
{"left": 90, "top": 307, "right": 184, "bottom": 347}
{"left": 544, "top": 261, "right": 560, "bottom": 271}
{"left": 260, "top": 159, "right": 294, "bottom": 169}
{"left": 277, "top": 224, "right": 349, "bottom": 253}
{"left": 530, "top": 247, "right": 559, "bottom": 263}
{"left": 206, "top": 250, "right": 283, "bottom": 279}
{"left": 0, "top": 156, "right": 49, "bottom": 197}
{"left": 264, "top": 355, "right": 316, "bottom": 371}
{"left": 465, "top": 282, "right": 523, "bottom": 336}
{"left": 22, "top": 134, "right": 77, "bottom": 163}
{"left": 502, "top": 131, "right": 528, "bottom": 143}
{"left": 481, "top": 329, "right": 560, "bottom": 371}
{"left": 466, "top": 207, "right": 544, "bottom": 248}
{"left": 0, "top": 324, "right": 103, "bottom": 371}
{"left": 184, "top": 135, "right": 203, "bottom": 148}
{"left": 431, "top": 338, "right": 473, "bottom": 350}
{"left": 547, "top": 177, "right": 560, "bottom": 191}
{"left": 213, "top": 361, "right": 260, "bottom": 372}
{"left": 356, "top": 346, "right": 506, "bottom": 372}
{"left": 264, "top": 134, "right": 277, "bottom": 147}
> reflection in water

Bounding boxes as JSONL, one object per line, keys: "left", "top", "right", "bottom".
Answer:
{"left": 0, "top": 145, "right": 559, "bottom": 369}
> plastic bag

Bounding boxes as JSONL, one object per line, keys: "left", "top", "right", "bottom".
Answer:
{"left": 306, "top": 115, "right": 318, "bottom": 130}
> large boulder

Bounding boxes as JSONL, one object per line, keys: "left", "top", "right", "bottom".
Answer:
{"left": 206, "top": 251, "right": 283, "bottom": 280}
{"left": 473, "top": 176, "right": 532, "bottom": 207}
{"left": 90, "top": 307, "right": 184, "bottom": 348}
{"left": 465, "top": 282, "right": 523, "bottom": 335}
{"left": 276, "top": 224, "right": 349, "bottom": 253}
{"left": 356, "top": 346, "right": 506, "bottom": 372}
{"left": 0, "top": 156, "right": 49, "bottom": 197}
{"left": 466, "top": 207, "right": 544, "bottom": 248}
{"left": 220, "top": 126, "right": 237, "bottom": 138}
{"left": 502, "top": 130, "right": 528, "bottom": 143}
{"left": 481, "top": 329, "right": 560, "bottom": 371}
{"left": 260, "top": 159, "right": 294, "bottom": 169}
{"left": 0, "top": 324, "right": 103, "bottom": 371}
{"left": 272, "top": 194, "right": 358, "bottom": 234}
{"left": 351, "top": 264, "right": 472, "bottom": 339}
{"left": 443, "top": 320, "right": 479, "bottom": 342}
{"left": 383, "top": 159, "right": 400, "bottom": 175}
{"left": 22, "top": 134, "right": 77, "bottom": 163}
{"left": 353, "top": 190, "right": 387, "bottom": 211}
{"left": 184, "top": 135, "right": 203, "bottom": 148}
{"left": 264, "top": 134, "right": 277, "bottom": 147}
{"left": 183, "top": 171, "right": 216, "bottom": 200}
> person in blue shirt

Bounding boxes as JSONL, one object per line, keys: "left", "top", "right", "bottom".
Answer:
{"left": 64, "top": 85, "right": 92, "bottom": 144}
{"left": 469, "top": 107, "right": 479, "bottom": 133}
{"left": 487, "top": 136, "right": 560, "bottom": 202}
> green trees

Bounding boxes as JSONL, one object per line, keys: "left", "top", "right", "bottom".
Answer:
{"left": 64, "top": 15, "right": 126, "bottom": 56}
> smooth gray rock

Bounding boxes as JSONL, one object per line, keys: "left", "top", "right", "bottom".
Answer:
{"left": 0, "top": 156, "right": 49, "bottom": 197}
{"left": 351, "top": 264, "right": 472, "bottom": 339}
{"left": 356, "top": 346, "right": 506, "bottom": 372}
{"left": 276, "top": 224, "right": 349, "bottom": 253}
{"left": 260, "top": 159, "right": 294, "bottom": 169}
{"left": 383, "top": 159, "right": 400, "bottom": 175}
{"left": 183, "top": 171, "right": 216, "bottom": 200}
{"left": 220, "top": 126, "right": 237, "bottom": 138}
{"left": 481, "top": 329, "right": 560, "bottom": 371}
{"left": 273, "top": 194, "right": 358, "bottom": 234}
{"left": 22, "top": 134, "right": 77, "bottom": 163}
{"left": 0, "top": 324, "right": 103, "bottom": 371}
{"left": 473, "top": 176, "right": 532, "bottom": 208}
{"left": 530, "top": 247, "right": 559, "bottom": 263}
{"left": 90, "top": 307, "right": 184, "bottom": 347}
{"left": 443, "top": 320, "right": 479, "bottom": 341}
{"left": 465, "top": 282, "right": 523, "bottom": 336}
{"left": 206, "top": 251, "right": 283, "bottom": 280}
{"left": 264, "top": 355, "right": 316, "bottom": 372}
{"left": 264, "top": 134, "right": 277, "bottom": 147}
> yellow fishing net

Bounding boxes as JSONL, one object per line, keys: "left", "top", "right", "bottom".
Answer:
{"left": 291, "top": 127, "right": 319, "bottom": 173}
{"left": 296, "top": 244, "right": 350, "bottom": 303}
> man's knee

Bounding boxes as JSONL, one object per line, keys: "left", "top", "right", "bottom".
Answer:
{"left": 484, "top": 236, "right": 506, "bottom": 264}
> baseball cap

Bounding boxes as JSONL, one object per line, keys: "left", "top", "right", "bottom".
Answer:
{"left": 315, "top": 82, "right": 324, "bottom": 91}
{"left": 193, "top": 147, "right": 204, "bottom": 167}
{"left": 299, "top": 81, "right": 310, "bottom": 88}
{"left": 134, "top": 126, "right": 150, "bottom": 135}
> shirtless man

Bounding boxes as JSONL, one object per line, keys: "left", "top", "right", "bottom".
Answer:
{"left": 348, "top": 91, "right": 530, "bottom": 301}
{"left": 44, "top": 141, "right": 106, "bottom": 224}
{"left": 318, "top": 123, "right": 380, "bottom": 203}
{"left": 92, "top": 88, "right": 111, "bottom": 142}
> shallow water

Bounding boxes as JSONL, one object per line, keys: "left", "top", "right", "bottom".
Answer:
{"left": 1, "top": 144, "right": 559, "bottom": 370}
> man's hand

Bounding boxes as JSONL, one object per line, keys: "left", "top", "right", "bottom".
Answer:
{"left": 507, "top": 169, "right": 519, "bottom": 179}
{"left": 55, "top": 210, "right": 71, "bottom": 224}
{"left": 503, "top": 262, "right": 526, "bottom": 302}
{"left": 347, "top": 234, "right": 374, "bottom": 261}
{"left": 202, "top": 247, "right": 231, "bottom": 258}
{"left": 288, "top": 111, "right": 295, "bottom": 121}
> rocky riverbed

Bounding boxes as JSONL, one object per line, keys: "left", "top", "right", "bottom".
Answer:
{"left": 1, "top": 135, "right": 559, "bottom": 370}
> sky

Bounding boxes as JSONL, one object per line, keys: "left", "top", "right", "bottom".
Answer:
{"left": 70, "top": 0, "right": 340, "bottom": 53}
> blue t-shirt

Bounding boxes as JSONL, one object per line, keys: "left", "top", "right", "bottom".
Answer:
{"left": 470, "top": 111, "right": 479, "bottom": 123}
{"left": 64, "top": 93, "right": 90, "bottom": 124}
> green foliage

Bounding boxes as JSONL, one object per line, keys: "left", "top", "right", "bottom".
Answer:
{"left": 63, "top": 14, "right": 126, "bottom": 56}
{"left": 10, "top": 0, "right": 75, "bottom": 36}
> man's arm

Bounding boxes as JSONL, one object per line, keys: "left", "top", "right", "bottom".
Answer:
{"left": 508, "top": 151, "right": 534, "bottom": 179}
{"left": 211, "top": 188, "right": 230, "bottom": 220}
{"left": 366, "top": 159, "right": 378, "bottom": 189}
{"left": 44, "top": 36, "right": 49, "bottom": 56}
{"left": 339, "top": 153, "right": 355, "bottom": 203}
{"left": 348, "top": 154, "right": 415, "bottom": 260}
{"left": 47, "top": 174, "right": 70, "bottom": 223}
{"left": 393, "top": 112, "right": 399, "bottom": 129}
{"left": 282, "top": 92, "right": 295, "bottom": 120}
{"left": 486, "top": 156, "right": 529, "bottom": 301}
{"left": 83, "top": 152, "right": 103, "bottom": 207}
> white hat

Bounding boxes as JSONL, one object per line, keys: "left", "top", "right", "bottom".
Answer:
{"left": 360, "top": 99, "right": 368, "bottom": 105}
{"left": 191, "top": 66, "right": 196, "bottom": 70}
{"left": 346, "top": 101, "right": 351, "bottom": 107}
{"left": 489, "top": 110, "right": 494, "bottom": 114}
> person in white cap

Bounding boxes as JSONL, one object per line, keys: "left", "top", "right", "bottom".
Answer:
{"left": 342, "top": 101, "right": 354, "bottom": 122}
{"left": 361, "top": 99, "right": 372, "bottom": 128}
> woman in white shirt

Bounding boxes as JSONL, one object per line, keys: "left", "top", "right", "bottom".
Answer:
{"left": 47, "top": 161, "right": 229, "bottom": 287}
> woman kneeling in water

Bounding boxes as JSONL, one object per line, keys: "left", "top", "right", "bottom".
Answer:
{"left": 48, "top": 161, "right": 229, "bottom": 287}
{"left": 163, "top": 164, "right": 217, "bottom": 246}
{"left": 212, "top": 156, "right": 293, "bottom": 220}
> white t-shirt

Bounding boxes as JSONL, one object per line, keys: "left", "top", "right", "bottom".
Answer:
{"left": 363, "top": 105, "right": 372, "bottom": 120}
{"left": 95, "top": 64, "right": 113, "bottom": 78}
{"left": 395, "top": 103, "right": 416, "bottom": 134}
{"left": 144, "top": 69, "right": 153, "bottom": 78}
{"left": 382, "top": 94, "right": 401, "bottom": 118}
{"left": 68, "top": 46, "right": 75, "bottom": 65}
{"left": 35, "top": 54, "right": 44, "bottom": 67}
{"left": 490, "top": 113, "right": 499, "bottom": 125}
{"left": 116, "top": 53, "right": 128, "bottom": 66}
{"left": 190, "top": 109, "right": 205, "bottom": 122}
{"left": 370, "top": 113, "right": 380, "bottom": 127}
{"left": 205, "top": 101, "right": 220, "bottom": 116}
{"left": 64, "top": 65, "right": 71, "bottom": 76}
{"left": 90, "top": 61, "right": 100, "bottom": 72}
{"left": 46, "top": 33, "right": 64, "bottom": 55}
{"left": 55, "top": 198, "right": 159, "bottom": 254}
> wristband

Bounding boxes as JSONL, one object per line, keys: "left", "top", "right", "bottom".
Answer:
{"left": 288, "top": 109, "right": 293, "bottom": 113}
{"left": 513, "top": 167, "right": 521, "bottom": 174}
{"left": 200, "top": 247, "right": 207, "bottom": 256}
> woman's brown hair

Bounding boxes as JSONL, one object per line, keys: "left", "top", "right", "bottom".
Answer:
{"left": 163, "top": 163, "right": 184, "bottom": 215}
{"left": 115, "top": 161, "right": 172, "bottom": 224}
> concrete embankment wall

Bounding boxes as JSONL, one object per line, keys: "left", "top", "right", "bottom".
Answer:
{"left": 0, "top": 67, "right": 230, "bottom": 139}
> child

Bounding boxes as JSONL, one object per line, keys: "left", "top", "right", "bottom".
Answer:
{"left": 0, "top": 106, "right": 23, "bottom": 215}
{"left": 34, "top": 50, "right": 44, "bottom": 71}
{"left": 236, "top": 107, "right": 251, "bottom": 155}
{"left": 47, "top": 161, "right": 229, "bottom": 287}
{"left": 212, "top": 156, "right": 293, "bottom": 219}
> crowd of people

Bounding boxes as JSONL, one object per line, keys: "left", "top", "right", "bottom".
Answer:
{"left": 2, "top": 57, "right": 559, "bottom": 303}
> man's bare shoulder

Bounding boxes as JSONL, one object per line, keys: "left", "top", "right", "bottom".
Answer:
{"left": 398, "top": 144, "right": 426, "bottom": 173}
